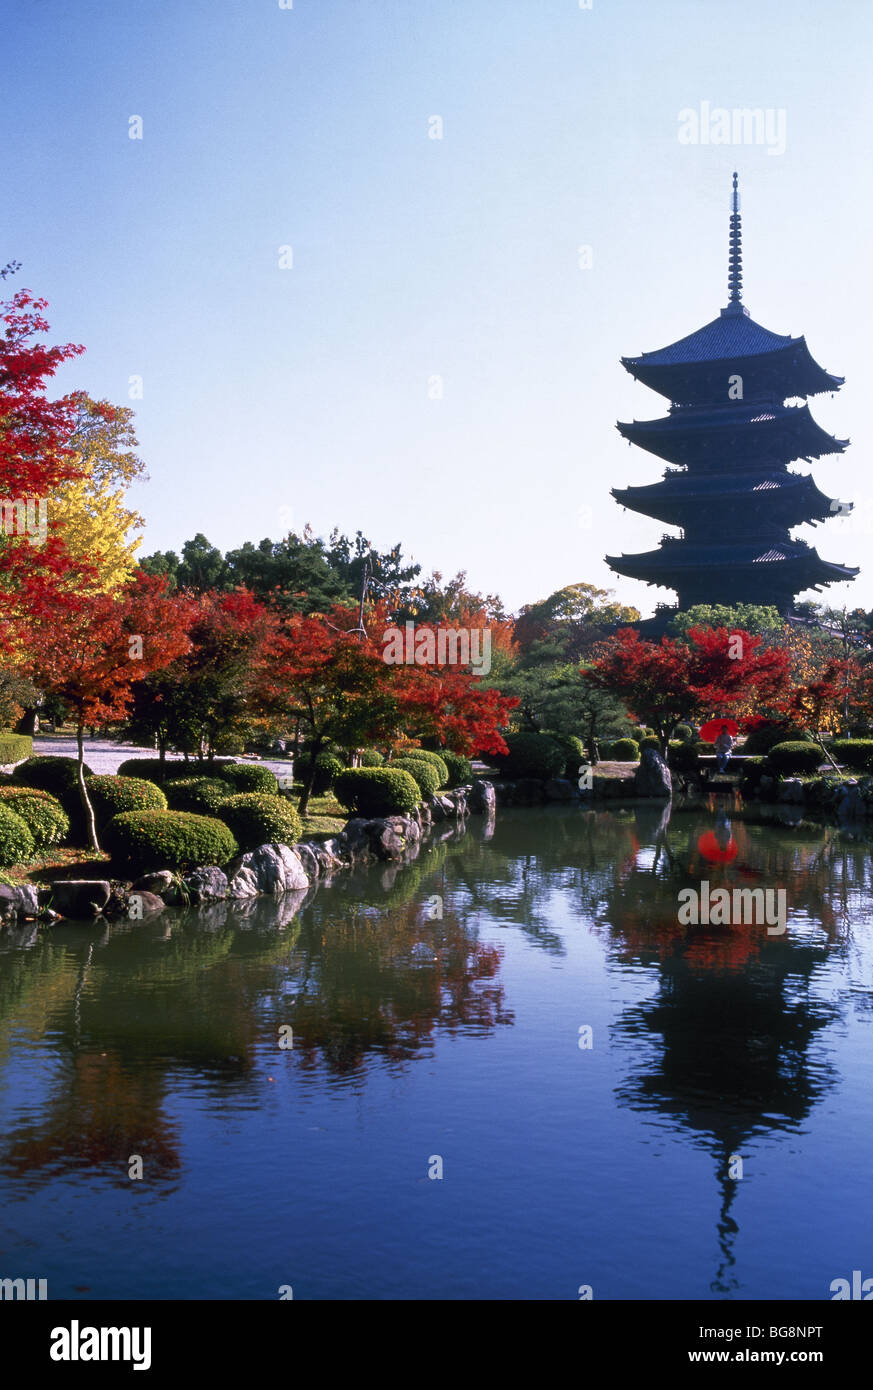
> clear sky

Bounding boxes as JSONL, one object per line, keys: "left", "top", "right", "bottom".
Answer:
{"left": 6, "top": 0, "right": 873, "bottom": 617}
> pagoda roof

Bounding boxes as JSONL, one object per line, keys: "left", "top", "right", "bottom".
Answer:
{"left": 611, "top": 469, "right": 837, "bottom": 525}
{"left": 616, "top": 401, "right": 847, "bottom": 466}
{"left": 621, "top": 308, "right": 842, "bottom": 402}
{"left": 606, "top": 539, "right": 858, "bottom": 586}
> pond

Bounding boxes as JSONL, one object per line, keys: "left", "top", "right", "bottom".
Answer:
{"left": 1, "top": 801, "right": 872, "bottom": 1300}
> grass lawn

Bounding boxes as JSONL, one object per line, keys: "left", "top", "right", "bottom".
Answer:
{"left": 296, "top": 790, "right": 347, "bottom": 838}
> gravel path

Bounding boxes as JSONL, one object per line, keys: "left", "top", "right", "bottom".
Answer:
{"left": 21, "top": 737, "right": 296, "bottom": 780}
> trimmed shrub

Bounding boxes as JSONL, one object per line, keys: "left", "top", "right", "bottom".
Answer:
{"left": 673, "top": 724, "right": 694, "bottom": 744}
{"left": 164, "top": 778, "right": 231, "bottom": 814}
{"left": 13, "top": 754, "right": 93, "bottom": 795}
{"left": 694, "top": 741, "right": 715, "bottom": 755}
{"left": 359, "top": 749, "right": 384, "bottom": 767}
{"left": 440, "top": 751, "right": 473, "bottom": 787}
{"left": 85, "top": 775, "right": 167, "bottom": 833}
{"left": 0, "top": 732, "right": 33, "bottom": 765}
{"left": 491, "top": 732, "right": 565, "bottom": 779}
{"left": 0, "top": 787, "right": 69, "bottom": 849}
{"left": 295, "top": 752, "right": 343, "bottom": 795}
{"left": 392, "top": 757, "right": 441, "bottom": 798}
{"left": 639, "top": 736, "right": 661, "bottom": 753}
{"left": 116, "top": 758, "right": 195, "bottom": 783}
{"left": 739, "top": 755, "right": 768, "bottom": 794}
{"left": 742, "top": 723, "right": 814, "bottom": 756}
{"left": 766, "top": 741, "right": 825, "bottom": 774}
{"left": 215, "top": 793, "right": 303, "bottom": 852}
{"left": 103, "top": 810, "right": 238, "bottom": 873}
{"left": 334, "top": 768, "right": 421, "bottom": 817}
{"left": 667, "top": 742, "right": 699, "bottom": 774}
{"left": 214, "top": 762, "right": 280, "bottom": 795}
{"left": 607, "top": 737, "right": 641, "bottom": 763}
{"left": 543, "top": 732, "right": 586, "bottom": 780}
{"left": 0, "top": 804, "right": 35, "bottom": 866}
{"left": 399, "top": 750, "right": 449, "bottom": 786}
{"left": 831, "top": 739, "right": 873, "bottom": 771}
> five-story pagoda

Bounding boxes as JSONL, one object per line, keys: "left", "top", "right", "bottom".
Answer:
{"left": 607, "top": 174, "right": 858, "bottom": 621}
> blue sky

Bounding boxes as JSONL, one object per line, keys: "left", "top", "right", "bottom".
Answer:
{"left": 6, "top": 0, "right": 873, "bottom": 616}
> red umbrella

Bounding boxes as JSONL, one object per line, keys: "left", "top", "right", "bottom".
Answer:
{"left": 697, "top": 830, "right": 738, "bottom": 864}
{"left": 699, "top": 718, "right": 739, "bottom": 743}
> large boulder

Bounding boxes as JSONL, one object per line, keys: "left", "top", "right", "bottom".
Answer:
{"left": 226, "top": 844, "right": 309, "bottom": 899}
{"left": 633, "top": 749, "right": 672, "bottom": 800}
{"left": 183, "top": 865, "right": 229, "bottom": 902}
{"left": 468, "top": 779, "right": 496, "bottom": 815}
{"left": 51, "top": 880, "right": 112, "bottom": 918}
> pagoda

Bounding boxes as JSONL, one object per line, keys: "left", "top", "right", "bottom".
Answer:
{"left": 606, "top": 174, "right": 858, "bottom": 622}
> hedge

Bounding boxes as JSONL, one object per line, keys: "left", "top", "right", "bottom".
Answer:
{"left": 543, "top": 732, "right": 586, "bottom": 780}
{"left": 164, "top": 777, "right": 231, "bottom": 814}
{"left": 85, "top": 775, "right": 167, "bottom": 833}
{"left": 831, "top": 739, "right": 873, "bottom": 771}
{"left": 639, "top": 736, "right": 661, "bottom": 753}
{"left": 103, "top": 810, "right": 239, "bottom": 872}
{"left": 667, "top": 742, "right": 699, "bottom": 774}
{"left": 743, "top": 723, "right": 814, "bottom": 756}
{"left": 0, "top": 732, "right": 33, "bottom": 765}
{"left": 0, "top": 787, "right": 69, "bottom": 849}
{"left": 215, "top": 762, "right": 280, "bottom": 795}
{"left": 607, "top": 738, "right": 641, "bottom": 763}
{"left": 738, "top": 756, "right": 768, "bottom": 794}
{"left": 398, "top": 750, "right": 449, "bottom": 786}
{"left": 491, "top": 732, "right": 565, "bottom": 779}
{"left": 440, "top": 751, "right": 473, "bottom": 787}
{"left": 0, "top": 804, "right": 36, "bottom": 866}
{"left": 116, "top": 758, "right": 195, "bottom": 783}
{"left": 13, "top": 755, "right": 93, "bottom": 795}
{"left": 334, "top": 767, "right": 421, "bottom": 817}
{"left": 392, "top": 757, "right": 442, "bottom": 798}
{"left": 766, "top": 741, "right": 825, "bottom": 774}
{"left": 215, "top": 793, "right": 303, "bottom": 852}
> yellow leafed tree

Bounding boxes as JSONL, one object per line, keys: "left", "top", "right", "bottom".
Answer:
{"left": 49, "top": 396, "right": 147, "bottom": 591}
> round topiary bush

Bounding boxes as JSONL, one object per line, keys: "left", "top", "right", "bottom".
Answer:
{"left": 831, "top": 739, "right": 873, "bottom": 771}
{"left": 214, "top": 762, "right": 280, "bottom": 795}
{"left": 739, "top": 755, "right": 768, "bottom": 794}
{"left": 440, "top": 751, "right": 473, "bottom": 787}
{"left": 639, "top": 736, "right": 661, "bottom": 753}
{"left": 667, "top": 742, "right": 699, "bottom": 774}
{"left": 543, "top": 732, "right": 586, "bottom": 780}
{"left": 13, "top": 754, "right": 93, "bottom": 795}
{"left": 116, "top": 758, "right": 194, "bottom": 783}
{"left": 334, "top": 767, "right": 421, "bottom": 816}
{"left": 296, "top": 752, "right": 343, "bottom": 794}
{"left": 491, "top": 732, "right": 565, "bottom": 780}
{"left": 391, "top": 757, "right": 442, "bottom": 798}
{"left": 0, "top": 803, "right": 36, "bottom": 866}
{"left": 164, "top": 778, "right": 231, "bottom": 814}
{"left": 85, "top": 775, "right": 167, "bottom": 833}
{"left": 673, "top": 724, "right": 694, "bottom": 744}
{"left": 766, "top": 741, "right": 825, "bottom": 774}
{"left": 103, "top": 810, "right": 238, "bottom": 873}
{"left": 359, "top": 749, "right": 384, "bottom": 767}
{"left": 608, "top": 737, "right": 641, "bottom": 763}
{"left": 398, "top": 750, "right": 449, "bottom": 786}
{"left": 215, "top": 793, "right": 302, "bottom": 852}
{"left": 742, "top": 723, "right": 814, "bottom": 756}
{"left": 694, "top": 741, "right": 715, "bottom": 755}
{"left": 0, "top": 787, "right": 69, "bottom": 849}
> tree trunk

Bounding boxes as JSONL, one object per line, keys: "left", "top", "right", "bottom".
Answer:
{"left": 297, "top": 736, "right": 324, "bottom": 817}
{"left": 77, "top": 723, "right": 100, "bottom": 853}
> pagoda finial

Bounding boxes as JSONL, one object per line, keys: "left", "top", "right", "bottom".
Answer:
{"left": 727, "top": 171, "right": 743, "bottom": 306}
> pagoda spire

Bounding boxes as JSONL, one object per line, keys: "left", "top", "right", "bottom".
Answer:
{"left": 727, "top": 171, "right": 743, "bottom": 307}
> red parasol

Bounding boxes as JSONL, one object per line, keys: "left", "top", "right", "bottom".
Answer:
{"left": 697, "top": 830, "right": 739, "bottom": 864}
{"left": 699, "top": 718, "right": 739, "bottom": 743}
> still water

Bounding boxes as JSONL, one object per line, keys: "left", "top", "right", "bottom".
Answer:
{"left": 1, "top": 802, "right": 872, "bottom": 1300}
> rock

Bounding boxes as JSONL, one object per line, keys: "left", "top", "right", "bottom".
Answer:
{"left": 633, "top": 749, "right": 672, "bottom": 799}
{"left": 226, "top": 844, "right": 310, "bottom": 898}
{"left": 14, "top": 883, "right": 40, "bottom": 918}
{"left": 133, "top": 870, "right": 176, "bottom": 897}
{"left": 778, "top": 778, "right": 804, "bottom": 804}
{"left": 293, "top": 843, "right": 321, "bottom": 880}
{"left": 0, "top": 885, "right": 19, "bottom": 923}
{"left": 183, "top": 866, "right": 229, "bottom": 902}
{"left": 51, "top": 880, "right": 112, "bottom": 918}
{"left": 513, "top": 778, "right": 548, "bottom": 805}
{"left": 129, "top": 890, "right": 165, "bottom": 916}
{"left": 544, "top": 777, "right": 574, "bottom": 801}
{"left": 469, "top": 779, "right": 496, "bottom": 815}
